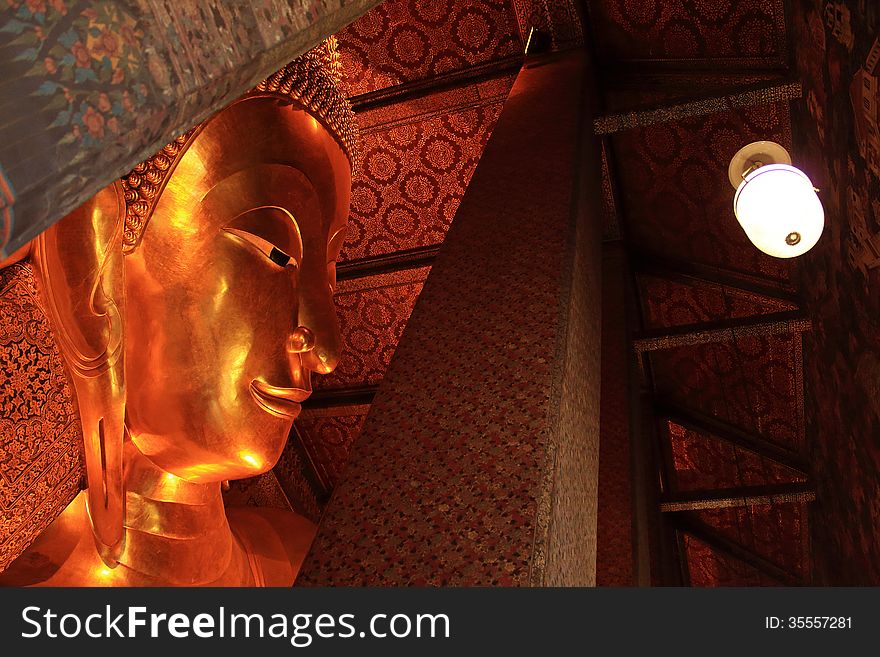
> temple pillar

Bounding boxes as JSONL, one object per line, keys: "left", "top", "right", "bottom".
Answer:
{"left": 596, "top": 242, "right": 634, "bottom": 586}
{"left": 298, "top": 49, "right": 603, "bottom": 586}
{"left": 0, "top": 0, "right": 381, "bottom": 257}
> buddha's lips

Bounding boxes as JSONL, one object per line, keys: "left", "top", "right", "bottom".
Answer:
{"left": 249, "top": 380, "right": 310, "bottom": 418}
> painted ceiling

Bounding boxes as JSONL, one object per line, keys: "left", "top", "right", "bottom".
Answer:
{"left": 228, "top": 0, "right": 879, "bottom": 586}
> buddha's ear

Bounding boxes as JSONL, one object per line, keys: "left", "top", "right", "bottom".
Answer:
{"left": 32, "top": 182, "right": 127, "bottom": 566}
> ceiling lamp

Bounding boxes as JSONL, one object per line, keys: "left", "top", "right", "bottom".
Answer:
{"left": 728, "top": 141, "right": 824, "bottom": 258}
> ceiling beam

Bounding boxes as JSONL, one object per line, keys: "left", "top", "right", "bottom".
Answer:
{"left": 594, "top": 79, "right": 801, "bottom": 134}
{"left": 670, "top": 512, "right": 803, "bottom": 586}
{"left": 660, "top": 482, "right": 815, "bottom": 513}
{"left": 631, "top": 250, "right": 801, "bottom": 305}
{"left": 349, "top": 54, "right": 523, "bottom": 112}
{"left": 600, "top": 61, "right": 790, "bottom": 78}
{"left": 285, "top": 424, "right": 332, "bottom": 504}
{"left": 336, "top": 244, "right": 440, "bottom": 281}
{"left": 633, "top": 310, "right": 811, "bottom": 353}
{"left": 655, "top": 399, "right": 809, "bottom": 474}
{"left": 303, "top": 384, "right": 379, "bottom": 409}
{"left": 602, "top": 68, "right": 788, "bottom": 91}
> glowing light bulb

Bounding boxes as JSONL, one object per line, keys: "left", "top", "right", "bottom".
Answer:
{"left": 733, "top": 163, "right": 824, "bottom": 258}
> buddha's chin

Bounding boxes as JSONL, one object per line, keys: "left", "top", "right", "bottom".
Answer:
{"left": 129, "top": 422, "right": 291, "bottom": 484}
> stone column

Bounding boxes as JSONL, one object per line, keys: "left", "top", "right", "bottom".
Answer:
{"left": 0, "top": 0, "right": 381, "bottom": 257}
{"left": 298, "top": 49, "right": 604, "bottom": 586}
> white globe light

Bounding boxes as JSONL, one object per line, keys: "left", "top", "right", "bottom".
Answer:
{"left": 733, "top": 163, "right": 824, "bottom": 258}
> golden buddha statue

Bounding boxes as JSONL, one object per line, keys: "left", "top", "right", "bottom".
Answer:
{"left": 0, "top": 39, "right": 357, "bottom": 586}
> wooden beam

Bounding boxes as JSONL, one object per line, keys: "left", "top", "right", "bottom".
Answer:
{"left": 336, "top": 244, "right": 440, "bottom": 281}
{"left": 670, "top": 512, "right": 802, "bottom": 586}
{"left": 350, "top": 55, "right": 523, "bottom": 112}
{"left": 660, "top": 482, "right": 815, "bottom": 513}
{"left": 303, "top": 384, "right": 379, "bottom": 409}
{"left": 632, "top": 250, "right": 801, "bottom": 305}
{"left": 594, "top": 79, "right": 801, "bottom": 134}
{"left": 655, "top": 399, "right": 809, "bottom": 474}
{"left": 600, "top": 61, "right": 789, "bottom": 78}
{"left": 633, "top": 310, "right": 811, "bottom": 353}
{"left": 287, "top": 423, "right": 333, "bottom": 500}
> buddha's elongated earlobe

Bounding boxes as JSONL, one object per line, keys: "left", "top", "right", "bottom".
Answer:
{"left": 32, "top": 183, "right": 127, "bottom": 566}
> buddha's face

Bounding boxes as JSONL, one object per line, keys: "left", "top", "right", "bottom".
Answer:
{"left": 122, "top": 98, "right": 351, "bottom": 483}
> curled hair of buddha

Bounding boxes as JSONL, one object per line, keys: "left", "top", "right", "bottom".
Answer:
{"left": 120, "top": 36, "right": 359, "bottom": 253}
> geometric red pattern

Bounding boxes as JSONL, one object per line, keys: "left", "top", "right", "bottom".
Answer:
{"left": 696, "top": 503, "right": 808, "bottom": 579}
{"left": 685, "top": 533, "right": 782, "bottom": 587}
{"left": 587, "top": 0, "right": 787, "bottom": 65}
{"left": 650, "top": 333, "right": 804, "bottom": 450}
{"left": 340, "top": 103, "right": 504, "bottom": 262}
{"left": 317, "top": 268, "right": 430, "bottom": 390}
{"left": 295, "top": 406, "right": 370, "bottom": 489}
{"left": 639, "top": 276, "right": 797, "bottom": 330}
{"left": 669, "top": 423, "right": 806, "bottom": 493}
{"left": 337, "top": 0, "right": 521, "bottom": 97}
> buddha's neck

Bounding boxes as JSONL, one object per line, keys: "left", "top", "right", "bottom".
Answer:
{"left": 116, "top": 443, "right": 250, "bottom": 585}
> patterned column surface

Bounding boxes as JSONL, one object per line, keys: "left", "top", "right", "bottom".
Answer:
{"left": 0, "top": 0, "right": 381, "bottom": 258}
{"left": 298, "top": 50, "right": 603, "bottom": 586}
{"left": 596, "top": 244, "right": 634, "bottom": 586}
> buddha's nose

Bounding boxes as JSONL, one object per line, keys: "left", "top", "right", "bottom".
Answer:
{"left": 288, "top": 313, "right": 341, "bottom": 376}
{"left": 288, "top": 327, "right": 315, "bottom": 353}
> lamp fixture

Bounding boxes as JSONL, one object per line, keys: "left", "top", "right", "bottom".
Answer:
{"left": 728, "top": 141, "right": 824, "bottom": 258}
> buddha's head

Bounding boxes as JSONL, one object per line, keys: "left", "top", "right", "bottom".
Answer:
{"left": 121, "top": 63, "right": 355, "bottom": 484}
{"left": 19, "top": 39, "right": 357, "bottom": 562}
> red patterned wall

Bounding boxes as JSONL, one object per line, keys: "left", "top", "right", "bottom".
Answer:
{"left": 586, "top": 0, "right": 787, "bottom": 65}
{"left": 271, "top": 435, "right": 326, "bottom": 523}
{"left": 336, "top": 0, "right": 522, "bottom": 97}
{"left": 668, "top": 423, "right": 805, "bottom": 493}
{"left": 296, "top": 406, "right": 370, "bottom": 489}
{"left": 696, "top": 504, "right": 808, "bottom": 578}
{"left": 341, "top": 102, "right": 504, "bottom": 262}
{"left": 510, "top": 0, "right": 583, "bottom": 49}
{"left": 638, "top": 277, "right": 797, "bottom": 329}
{"left": 650, "top": 334, "right": 804, "bottom": 450}
{"left": 317, "top": 268, "right": 429, "bottom": 390}
{"left": 684, "top": 534, "right": 781, "bottom": 586}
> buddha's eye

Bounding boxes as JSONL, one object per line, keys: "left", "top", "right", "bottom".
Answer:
{"left": 269, "top": 247, "right": 291, "bottom": 267}
{"left": 223, "top": 207, "right": 302, "bottom": 270}
{"left": 224, "top": 228, "right": 295, "bottom": 269}
{"left": 327, "top": 225, "right": 346, "bottom": 291}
